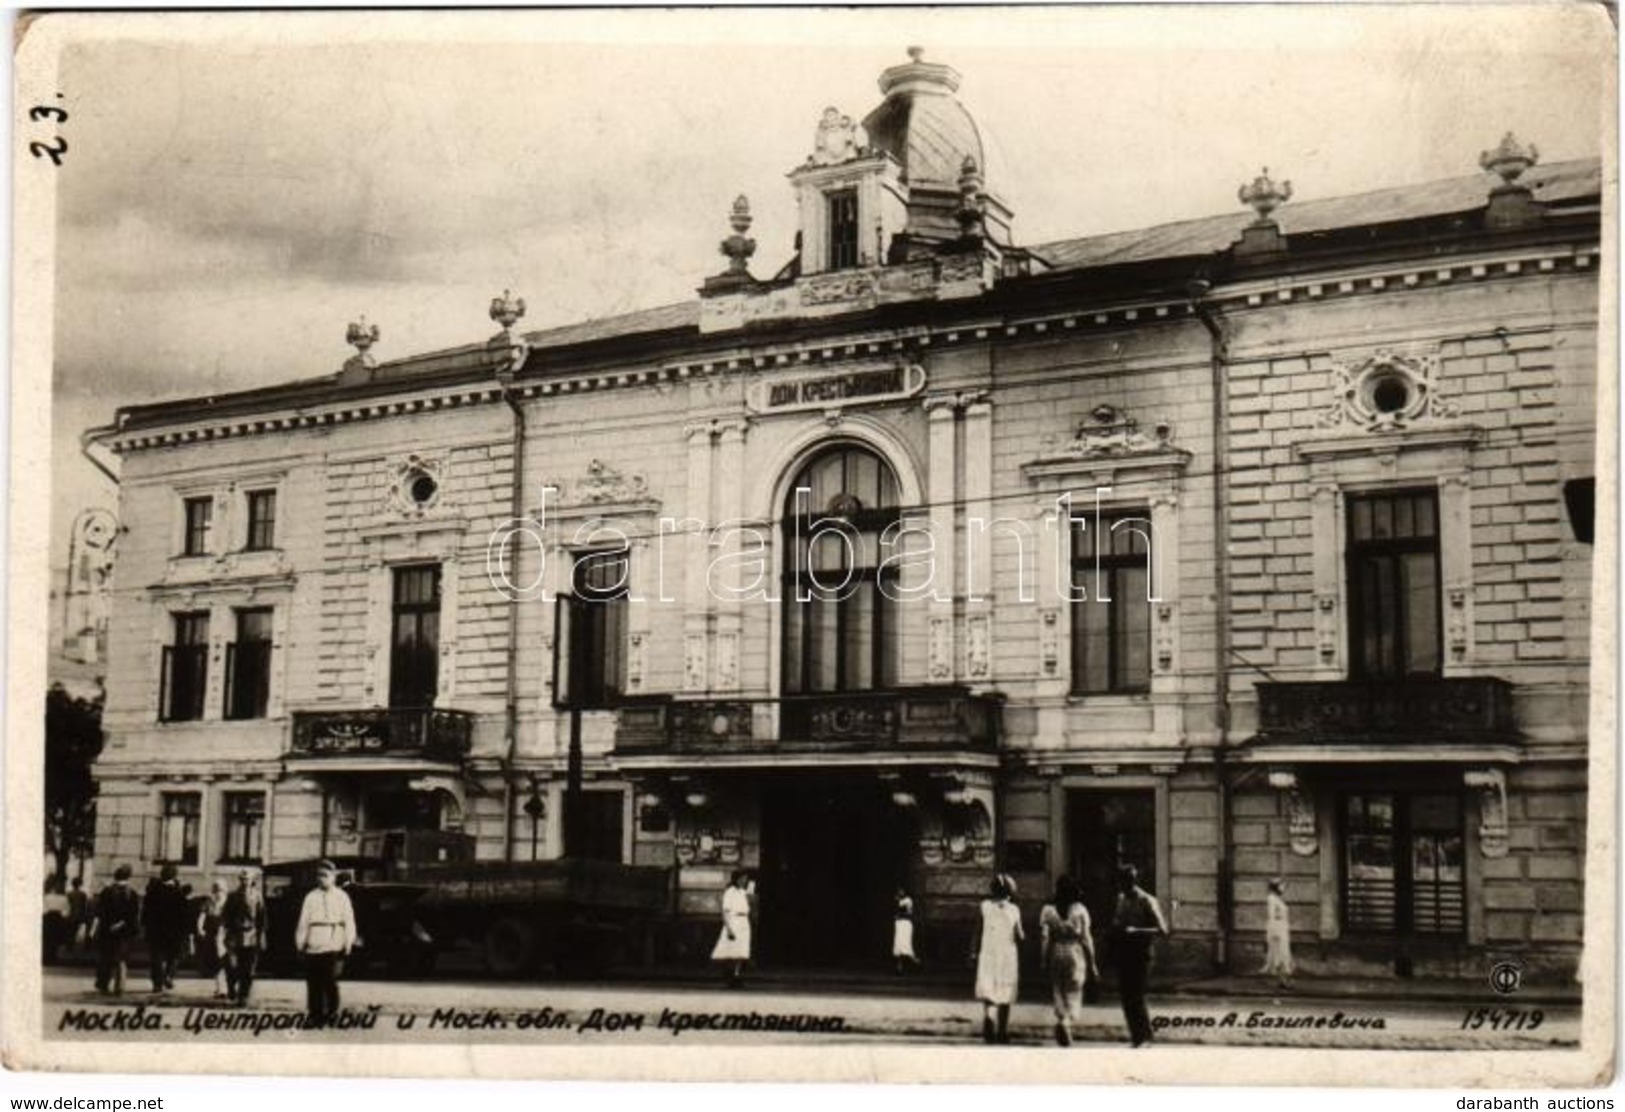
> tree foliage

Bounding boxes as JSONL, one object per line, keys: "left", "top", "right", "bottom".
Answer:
{"left": 45, "top": 683, "right": 103, "bottom": 884}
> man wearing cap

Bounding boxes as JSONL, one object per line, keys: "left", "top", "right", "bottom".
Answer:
{"left": 295, "top": 860, "right": 356, "bottom": 1026}
{"left": 141, "top": 863, "right": 191, "bottom": 993}
{"left": 221, "top": 869, "right": 268, "bottom": 1006}
{"left": 90, "top": 865, "right": 140, "bottom": 995}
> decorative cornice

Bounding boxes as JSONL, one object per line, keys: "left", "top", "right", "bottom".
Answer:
{"left": 1294, "top": 423, "right": 1483, "bottom": 461}
{"left": 104, "top": 239, "right": 1595, "bottom": 453}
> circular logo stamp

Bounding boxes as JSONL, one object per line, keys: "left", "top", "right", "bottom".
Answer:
{"left": 1489, "top": 959, "right": 1524, "bottom": 995}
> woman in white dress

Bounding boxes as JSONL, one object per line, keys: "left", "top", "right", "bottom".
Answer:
{"left": 892, "top": 888, "right": 919, "bottom": 973}
{"left": 712, "top": 870, "right": 753, "bottom": 986}
{"left": 1261, "top": 878, "right": 1294, "bottom": 987}
{"left": 973, "top": 874, "right": 1023, "bottom": 1044}
{"left": 1039, "top": 874, "right": 1098, "bottom": 1046}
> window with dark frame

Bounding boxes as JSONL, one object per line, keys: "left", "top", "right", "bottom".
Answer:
{"left": 826, "top": 189, "right": 860, "bottom": 271}
{"left": 567, "top": 548, "right": 630, "bottom": 709}
{"left": 224, "top": 607, "right": 273, "bottom": 720}
{"left": 160, "top": 611, "right": 210, "bottom": 722}
{"left": 1347, "top": 488, "right": 1442, "bottom": 678}
{"left": 221, "top": 791, "right": 266, "bottom": 863}
{"left": 389, "top": 565, "right": 442, "bottom": 709}
{"left": 159, "top": 791, "right": 201, "bottom": 865}
{"left": 1070, "top": 507, "right": 1153, "bottom": 695}
{"left": 244, "top": 489, "right": 277, "bottom": 551}
{"left": 182, "top": 496, "right": 213, "bottom": 556}
{"left": 781, "top": 445, "right": 900, "bottom": 694}
{"left": 1342, "top": 791, "right": 1464, "bottom": 937}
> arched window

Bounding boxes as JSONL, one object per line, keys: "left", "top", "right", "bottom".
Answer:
{"left": 781, "top": 444, "right": 902, "bottom": 693}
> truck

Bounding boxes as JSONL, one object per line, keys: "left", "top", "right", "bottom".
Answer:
{"left": 260, "top": 830, "right": 675, "bottom": 979}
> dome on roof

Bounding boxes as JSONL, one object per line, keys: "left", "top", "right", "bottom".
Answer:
{"left": 861, "top": 47, "right": 985, "bottom": 191}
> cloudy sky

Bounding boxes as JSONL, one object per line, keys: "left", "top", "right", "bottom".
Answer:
{"left": 40, "top": 6, "right": 1611, "bottom": 560}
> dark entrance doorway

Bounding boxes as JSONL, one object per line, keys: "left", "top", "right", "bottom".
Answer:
{"left": 758, "top": 778, "right": 913, "bottom": 969}
{"left": 1067, "top": 788, "right": 1157, "bottom": 944}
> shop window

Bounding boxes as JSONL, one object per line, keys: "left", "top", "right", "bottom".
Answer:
{"left": 1342, "top": 791, "right": 1464, "bottom": 936}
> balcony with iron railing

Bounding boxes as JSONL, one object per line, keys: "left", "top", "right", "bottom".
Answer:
{"left": 1252, "top": 677, "right": 1517, "bottom": 746}
{"left": 614, "top": 686, "right": 1002, "bottom": 754}
{"left": 289, "top": 707, "right": 475, "bottom": 763}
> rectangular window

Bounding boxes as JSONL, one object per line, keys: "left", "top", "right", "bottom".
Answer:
{"left": 1347, "top": 489, "right": 1441, "bottom": 678}
{"left": 159, "top": 792, "right": 201, "bottom": 865}
{"left": 390, "top": 565, "right": 442, "bottom": 709}
{"left": 1342, "top": 791, "right": 1463, "bottom": 936}
{"left": 182, "top": 496, "right": 213, "bottom": 557}
{"left": 161, "top": 612, "right": 210, "bottom": 722}
{"left": 221, "top": 792, "right": 266, "bottom": 863}
{"left": 244, "top": 489, "right": 277, "bottom": 551}
{"left": 565, "top": 549, "right": 629, "bottom": 709}
{"left": 826, "top": 188, "right": 860, "bottom": 271}
{"left": 224, "top": 607, "right": 273, "bottom": 720}
{"left": 1070, "top": 508, "right": 1153, "bottom": 694}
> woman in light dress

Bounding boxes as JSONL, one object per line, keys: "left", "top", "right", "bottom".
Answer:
{"left": 196, "top": 880, "right": 229, "bottom": 999}
{"left": 1039, "top": 874, "right": 1098, "bottom": 1046}
{"left": 711, "top": 870, "right": 753, "bottom": 987}
{"left": 1261, "top": 878, "right": 1294, "bottom": 987}
{"left": 892, "top": 888, "right": 920, "bottom": 973}
{"left": 973, "top": 874, "right": 1023, "bottom": 1044}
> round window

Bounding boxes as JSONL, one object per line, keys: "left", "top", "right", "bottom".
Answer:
{"left": 1369, "top": 373, "right": 1412, "bottom": 415}
{"left": 408, "top": 472, "right": 439, "bottom": 505}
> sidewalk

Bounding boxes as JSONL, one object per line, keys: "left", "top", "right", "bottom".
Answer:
{"left": 1172, "top": 973, "right": 1581, "bottom": 1007}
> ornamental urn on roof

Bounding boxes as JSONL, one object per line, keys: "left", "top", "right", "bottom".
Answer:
{"left": 489, "top": 289, "right": 527, "bottom": 333}
{"left": 344, "top": 316, "right": 380, "bottom": 370}
{"left": 1238, "top": 167, "right": 1293, "bottom": 225}
{"left": 1479, "top": 132, "right": 1539, "bottom": 191}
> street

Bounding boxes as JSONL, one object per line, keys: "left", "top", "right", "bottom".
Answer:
{"left": 40, "top": 970, "right": 1580, "bottom": 1050}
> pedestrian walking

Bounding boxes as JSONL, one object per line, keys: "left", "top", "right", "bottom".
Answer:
{"left": 90, "top": 865, "right": 140, "bottom": 995}
{"left": 1039, "top": 875, "right": 1098, "bottom": 1047}
{"left": 710, "top": 870, "right": 752, "bottom": 987}
{"left": 1260, "top": 878, "right": 1294, "bottom": 988}
{"left": 892, "top": 887, "right": 920, "bottom": 974}
{"left": 972, "top": 873, "right": 1023, "bottom": 1044}
{"left": 295, "top": 859, "right": 356, "bottom": 1026}
{"left": 42, "top": 878, "right": 71, "bottom": 964}
{"left": 221, "top": 869, "right": 267, "bottom": 1006}
{"left": 67, "top": 877, "right": 89, "bottom": 954}
{"left": 1110, "top": 864, "right": 1168, "bottom": 1048}
{"left": 141, "top": 864, "right": 190, "bottom": 993}
{"left": 197, "top": 880, "right": 229, "bottom": 999}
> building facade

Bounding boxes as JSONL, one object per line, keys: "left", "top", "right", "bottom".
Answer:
{"left": 86, "top": 52, "right": 1599, "bottom": 981}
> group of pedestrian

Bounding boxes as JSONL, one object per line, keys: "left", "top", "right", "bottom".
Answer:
{"left": 972, "top": 864, "right": 1168, "bottom": 1047}
{"left": 82, "top": 864, "right": 269, "bottom": 1008}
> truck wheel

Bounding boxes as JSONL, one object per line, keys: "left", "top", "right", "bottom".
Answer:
{"left": 483, "top": 918, "right": 535, "bottom": 977}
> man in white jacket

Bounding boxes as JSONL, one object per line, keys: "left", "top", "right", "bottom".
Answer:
{"left": 294, "top": 860, "right": 356, "bottom": 1026}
